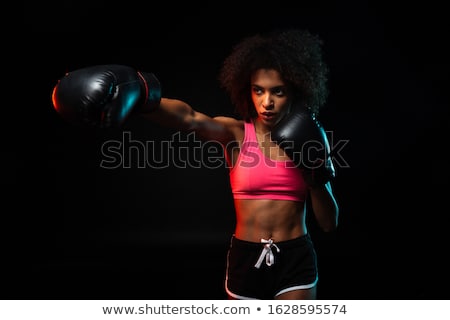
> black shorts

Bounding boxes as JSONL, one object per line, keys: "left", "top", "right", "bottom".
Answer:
{"left": 225, "top": 234, "right": 318, "bottom": 299}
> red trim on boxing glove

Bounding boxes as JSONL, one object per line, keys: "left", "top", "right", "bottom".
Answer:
{"left": 137, "top": 71, "right": 161, "bottom": 112}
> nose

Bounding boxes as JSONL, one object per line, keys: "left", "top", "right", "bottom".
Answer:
{"left": 262, "top": 94, "right": 274, "bottom": 110}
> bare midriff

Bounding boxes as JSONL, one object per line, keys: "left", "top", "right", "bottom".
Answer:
{"left": 233, "top": 198, "right": 307, "bottom": 243}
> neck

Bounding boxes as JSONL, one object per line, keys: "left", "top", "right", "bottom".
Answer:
{"left": 253, "top": 118, "right": 274, "bottom": 134}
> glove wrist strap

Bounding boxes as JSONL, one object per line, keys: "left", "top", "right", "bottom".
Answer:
{"left": 137, "top": 71, "right": 161, "bottom": 112}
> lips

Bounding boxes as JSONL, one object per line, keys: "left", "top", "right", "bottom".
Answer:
{"left": 261, "top": 112, "right": 276, "bottom": 120}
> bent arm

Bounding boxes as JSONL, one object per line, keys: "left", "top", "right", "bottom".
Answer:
{"left": 308, "top": 182, "right": 339, "bottom": 232}
{"left": 141, "top": 97, "right": 236, "bottom": 145}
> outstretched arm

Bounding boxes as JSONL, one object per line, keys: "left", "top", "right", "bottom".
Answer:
{"left": 52, "top": 64, "right": 239, "bottom": 145}
{"left": 142, "top": 98, "right": 237, "bottom": 145}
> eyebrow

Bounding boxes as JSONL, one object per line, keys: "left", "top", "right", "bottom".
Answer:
{"left": 251, "top": 84, "right": 286, "bottom": 90}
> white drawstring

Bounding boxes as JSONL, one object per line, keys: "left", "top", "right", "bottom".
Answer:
{"left": 254, "top": 238, "right": 281, "bottom": 269}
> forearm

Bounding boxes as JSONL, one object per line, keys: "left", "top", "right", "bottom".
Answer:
{"left": 308, "top": 182, "right": 339, "bottom": 232}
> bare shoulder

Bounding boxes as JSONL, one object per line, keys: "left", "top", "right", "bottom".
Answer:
{"left": 213, "top": 116, "right": 244, "bottom": 145}
{"left": 213, "top": 116, "right": 244, "bottom": 130}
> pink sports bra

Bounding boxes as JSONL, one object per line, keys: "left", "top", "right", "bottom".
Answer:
{"left": 228, "top": 121, "right": 307, "bottom": 202}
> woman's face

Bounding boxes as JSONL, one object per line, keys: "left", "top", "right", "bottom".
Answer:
{"left": 251, "top": 68, "right": 291, "bottom": 128}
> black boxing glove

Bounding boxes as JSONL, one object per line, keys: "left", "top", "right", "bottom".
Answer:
{"left": 272, "top": 104, "right": 335, "bottom": 187}
{"left": 52, "top": 64, "right": 161, "bottom": 128}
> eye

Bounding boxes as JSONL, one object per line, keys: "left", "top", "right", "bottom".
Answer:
{"left": 252, "top": 86, "right": 263, "bottom": 95}
{"left": 272, "top": 87, "right": 285, "bottom": 96}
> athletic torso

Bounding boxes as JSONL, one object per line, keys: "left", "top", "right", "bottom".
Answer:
{"left": 224, "top": 119, "right": 308, "bottom": 243}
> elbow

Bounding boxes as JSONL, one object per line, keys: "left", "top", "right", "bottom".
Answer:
{"left": 321, "top": 221, "right": 338, "bottom": 233}
{"left": 310, "top": 189, "right": 339, "bottom": 233}
{"left": 320, "top": 209, "right": 339, "bottom": 233}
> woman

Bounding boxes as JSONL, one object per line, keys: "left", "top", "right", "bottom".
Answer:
{"left": 52, "top": 28, "right": 339, "bottom": 300}
{"left": 142, "top": 29, "right": 339, "bottom": 299}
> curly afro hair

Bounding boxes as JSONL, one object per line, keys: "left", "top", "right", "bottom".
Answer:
{"left": 218, "top": 29, "right": 329, "bottom": 119}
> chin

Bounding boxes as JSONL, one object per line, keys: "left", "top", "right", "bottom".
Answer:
{"left": 259, "top": 118, "right": 276, "bottom": 127}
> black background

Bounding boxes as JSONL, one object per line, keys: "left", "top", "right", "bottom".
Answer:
{"left": 6, "top": 0, "right": 449, "bottom": 299}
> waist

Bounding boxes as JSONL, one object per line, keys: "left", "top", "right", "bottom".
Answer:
{"left": 234, "top": 199, "right": 306, "bottom": 242}
{"left": 231, "top": 233, "right": 312, "bottom": 248}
